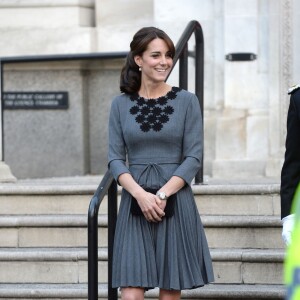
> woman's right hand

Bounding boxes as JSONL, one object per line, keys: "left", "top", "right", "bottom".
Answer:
{"left": 135, "top": 190, "right": 165, "bottom": 222}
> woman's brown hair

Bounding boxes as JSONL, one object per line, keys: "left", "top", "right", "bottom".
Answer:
{"left": 120, "top": 27, "right": 175, "bottom": 94}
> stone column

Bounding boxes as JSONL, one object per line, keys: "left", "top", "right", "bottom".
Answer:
{"left": 0, "top": 61, "right": 16, "bottom": 182}
{"left": 266, "top": 0, "right": 293, "bottom": 176}
{"left": 212, "top": 0, "right": 269, "bottom": 178}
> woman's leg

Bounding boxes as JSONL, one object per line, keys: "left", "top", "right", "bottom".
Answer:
{"left": 159, "top": 289, "right": 181, "bottom": 300}
{"left": 121, "top": 287, "right": 145, "bottom": 300}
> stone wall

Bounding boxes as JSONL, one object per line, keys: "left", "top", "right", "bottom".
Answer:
{"left": 0, "top": 0, "right": 96, "bottom": 57}
{"left": 3, "top": 60, "right": 122, "bottom": 178}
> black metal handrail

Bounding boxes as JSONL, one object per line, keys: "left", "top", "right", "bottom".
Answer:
{"left": 88, "top": 170, "right": 117, "bottom": 300}
{"left": 87, "top": 20, "right": 205, "bottom": 300}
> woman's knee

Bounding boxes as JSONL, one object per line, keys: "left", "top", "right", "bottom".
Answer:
{"left": 159, "top": 289, "right": 181, "bottom": 300}
{"left": 121, "top": 287, "right": 144, "bottom": 300}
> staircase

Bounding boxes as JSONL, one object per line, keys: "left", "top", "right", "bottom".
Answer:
{"left": 0, "top": 176, "right": 285, "bottom": 299}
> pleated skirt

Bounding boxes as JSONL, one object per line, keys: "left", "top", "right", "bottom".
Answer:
{"left": 112, "top": 165, "right": 214, "bottom": 291}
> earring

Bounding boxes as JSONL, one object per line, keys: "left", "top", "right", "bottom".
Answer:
{"left": 139, "top": 66, "right": 142, "bottom": 71}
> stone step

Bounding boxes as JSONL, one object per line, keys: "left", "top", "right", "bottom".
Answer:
{"left": 0, "top": 247, "right": 284, "bottom": 285}
{"left": 212, "top": 248, "right": 284, "bottom": 285}
{"left": 0, "top": 215, "right": 283, "bottom": 248}
{"left": 0, "top": 192, "right": 280, "bottom": 217}
{"left": 0, "top": 177, "right": 284, "bottom": 298}
{"left": 0, "top": 283, "right": 285, "bottom": 299}
{"left": 203, "top": 215, "right": 284, "bottom": 249}
{"left": 0, "top": 248, "right": 106, "bottom": 285}
{"left": 0, "top": 184, "right": 99, "bottom": 215}
{"left": 0, "top": 194, "right": 95, "bottom": 215}
{"left": 0, "top": 215, "right": 106, "bottom": 248}
{"left": 195, "top": 183, "right": 280, "bottom": 217}
{"left": 0, "top": 177, "right": 280, "bottom": 217}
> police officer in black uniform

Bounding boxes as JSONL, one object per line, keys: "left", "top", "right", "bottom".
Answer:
{"left": 281, "top": 84, "right": 300, "bottom": 245}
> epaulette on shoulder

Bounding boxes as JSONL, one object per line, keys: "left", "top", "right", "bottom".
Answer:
{"left": 287, "top": 84, "right": 300, "bottom": 95}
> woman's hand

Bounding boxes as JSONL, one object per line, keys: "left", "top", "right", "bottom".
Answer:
{"left": 155, "top": 196, "right": 167, "bottom": 212}
{"left": 135, "top": 190, "right": 165, "bottom": 222}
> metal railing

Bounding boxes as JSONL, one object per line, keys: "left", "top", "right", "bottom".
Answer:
{"left": 87, "top": 20, "right": 205, "bottom": 300}
{"left": 88, "top": 170, "right": 117, "bottom": 299}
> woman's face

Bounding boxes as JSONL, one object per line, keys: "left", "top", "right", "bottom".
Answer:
{"left": 135, "top": 38, "right": 173, "bottom": 85}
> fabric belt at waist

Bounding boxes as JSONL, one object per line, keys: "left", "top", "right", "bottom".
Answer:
{"left": 128, "top": 157, "right": 181, "bottom": 166}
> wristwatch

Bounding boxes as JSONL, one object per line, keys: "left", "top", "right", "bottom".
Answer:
{"left": 156, "top": 191, "right": 168, "bottom": 201}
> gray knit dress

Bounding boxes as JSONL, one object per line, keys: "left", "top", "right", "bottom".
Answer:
{"left": 108, "top": 87, "right": 214, "bottom": 291}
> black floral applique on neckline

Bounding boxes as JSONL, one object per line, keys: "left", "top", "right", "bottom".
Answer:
{"left": 129, "top": 87, "right": 181, "bottom": 132}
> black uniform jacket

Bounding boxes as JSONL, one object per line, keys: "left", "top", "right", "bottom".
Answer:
{"left": 280, "top": 87, "right": 300, "bottom": 219}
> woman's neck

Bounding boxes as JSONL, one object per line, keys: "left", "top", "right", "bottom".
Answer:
{"left": 138, "top": 82, "right": 171, "bottom": 99}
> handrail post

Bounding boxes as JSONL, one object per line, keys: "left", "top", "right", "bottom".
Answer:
{"left": 88, "top": 195, "right": 100, "bottom": 300}
{"left": 179, "top": 44, "right": 188, "bottom": 90}
{"left": 88, "top": 171, "right": 115, "bottom": 300}
{"left": 194, "top": 23, "right": 204, "bottom": 184}
{"left": 108, "top": 180, "right": 118, "bottom": 300}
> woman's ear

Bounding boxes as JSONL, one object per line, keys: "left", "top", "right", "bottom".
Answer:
{"left": 134, "top": 55, "right": 142, "bottom": 68}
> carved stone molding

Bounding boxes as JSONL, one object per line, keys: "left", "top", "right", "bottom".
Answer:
{"left": 280, "top": 0, "right": 293, "bottom": 145}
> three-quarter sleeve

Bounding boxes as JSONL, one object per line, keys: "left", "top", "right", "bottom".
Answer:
{"left": 108, "top": 98, "right": 131, "bottom": 182}
{"left": 173, "top": 94, "right": 203, "bottom": 184}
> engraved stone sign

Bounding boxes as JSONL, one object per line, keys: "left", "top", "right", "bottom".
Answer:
{"left": 3, "top": 92, "right": 68, "bottom": 109}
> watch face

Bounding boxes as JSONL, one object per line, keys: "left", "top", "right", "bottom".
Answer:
{"left": 158, "top": 192, "right": 166, "bottom": 200}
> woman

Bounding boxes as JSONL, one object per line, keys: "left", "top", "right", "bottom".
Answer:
{"left": 108, "top": 27, "right": 214, "bottom": 300}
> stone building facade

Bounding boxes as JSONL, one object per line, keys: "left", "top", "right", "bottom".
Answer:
{"left": 0, "top": 0, "right": 299, "bottom": 180}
